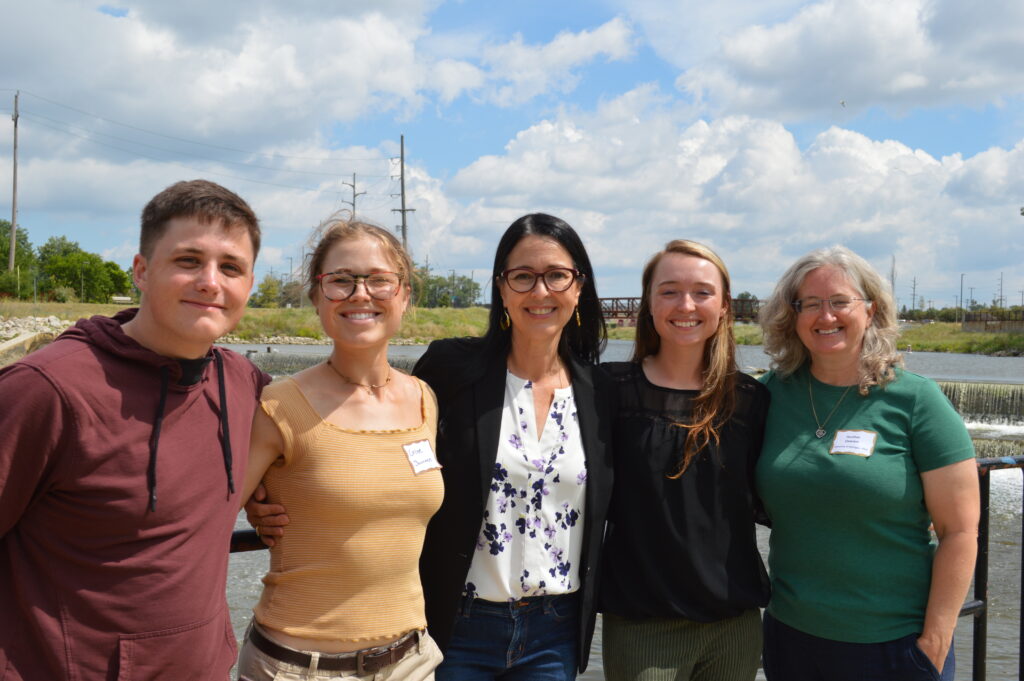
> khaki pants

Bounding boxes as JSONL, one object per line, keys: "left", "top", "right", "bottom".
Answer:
{"left": 237, "top": 623, "right": 443, "bottom": 681}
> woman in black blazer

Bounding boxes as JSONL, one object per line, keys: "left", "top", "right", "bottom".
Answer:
{"left": 414, "top": 213, "right": 613, "bottom": 680}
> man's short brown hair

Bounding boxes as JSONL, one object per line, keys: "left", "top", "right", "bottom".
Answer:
{"left": 139, "top": 180, "right": 260, "bottom": 259}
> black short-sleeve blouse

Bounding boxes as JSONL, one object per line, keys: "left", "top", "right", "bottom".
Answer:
{"left": 598, "top": 361, "right": 771, "bottom": 621}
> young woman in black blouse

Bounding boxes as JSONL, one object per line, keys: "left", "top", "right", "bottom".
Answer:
{"left": 599, "top": 240, "right": 770, "bottom": 681}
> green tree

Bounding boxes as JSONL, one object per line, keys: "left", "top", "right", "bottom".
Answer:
{"left": 413, "top": 265, "right": 481, "bottom": 308}
{"left": 104, "top": 261, "right": 132, "bottom": 296}
{"left": 37, "top": 235, "right": 82, "bottom": 266}
{"left": 0, "top": 222, "right": 38, "bottom": 299}
{"left": 43, "top": 251, "right": 114, "bottom": 303}
{"left": 281, "top": 280, "right": 305, "bottom": 308}
{"left": 251, "top": 273, "right": 282, "bottom": 308}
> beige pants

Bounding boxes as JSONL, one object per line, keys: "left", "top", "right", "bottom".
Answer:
{"left": 236, "top": 623, "right": 443, "bottom": 681}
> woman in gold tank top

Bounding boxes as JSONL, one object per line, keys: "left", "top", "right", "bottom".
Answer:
{"left": 236, "top": 218, "right": 445, "bottom": 681}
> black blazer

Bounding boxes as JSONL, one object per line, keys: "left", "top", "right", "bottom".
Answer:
{"left": 413, "top": 337, "right": 614, "bottom": 673}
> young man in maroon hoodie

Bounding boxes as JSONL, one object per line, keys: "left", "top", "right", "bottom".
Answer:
{"left": 0, "top": 180, "right": 271, "bottom": 681}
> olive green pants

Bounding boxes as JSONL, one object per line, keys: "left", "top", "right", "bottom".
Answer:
{"left": 601, "top": 609, "right": 762, "bottom": 681}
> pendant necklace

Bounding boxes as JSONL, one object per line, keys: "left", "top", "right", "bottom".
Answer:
{"left": 326, "top": 358, "right": 391, "bottom": 395}
{"left": 808, "top": 378, "right": 854, "bottom": 439}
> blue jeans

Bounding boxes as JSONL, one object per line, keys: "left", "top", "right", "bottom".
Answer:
{"left": 436, "top": 593, "right": 580, "bottom": 681}
{"left": 762, "top": 611, "right": 954, "bottom": 681}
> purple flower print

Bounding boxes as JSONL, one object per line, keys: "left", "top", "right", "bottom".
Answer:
{"left": 508, "top": 433, "right": 523, "bottom": 450}
{"left": 531, "top": 458, "right": 545, "bottom": 471}
{"left": 576, "top": 470, "right": 587, "bottom": 485}
{"left": 544, "top": 525, "right": 556, "bottom": 540}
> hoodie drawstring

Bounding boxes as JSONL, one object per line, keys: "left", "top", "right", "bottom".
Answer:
{"left": 147, "top": 366, "right": 170, "bottom": 512}
{"left": 146, "top": 351, "right": 236, "bottom": 512}
{"left": 214, "top": 350, "right": 236, "bottom": 498}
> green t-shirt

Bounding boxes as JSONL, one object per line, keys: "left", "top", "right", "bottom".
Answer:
{"left": 756, "top": 366, "right": 975, "bottom": 643}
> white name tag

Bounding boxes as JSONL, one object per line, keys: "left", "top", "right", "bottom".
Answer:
{"left": 830, "top": 430, "right": 878, "bottom": 457}
{"left": 403, "top": 439, "right": 441, "bottom": 474}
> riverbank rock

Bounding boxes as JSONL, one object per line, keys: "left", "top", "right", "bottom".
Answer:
{"left": 0, "top": 316, "right": 75, "bottom": 342}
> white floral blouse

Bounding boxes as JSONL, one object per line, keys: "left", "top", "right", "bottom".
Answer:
{"left": 464, "top": 371, "right": 588, "bottom": 601}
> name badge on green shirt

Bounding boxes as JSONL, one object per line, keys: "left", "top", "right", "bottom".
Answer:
{"left": 830, "top": 430, "right": 878, "bottom": 457}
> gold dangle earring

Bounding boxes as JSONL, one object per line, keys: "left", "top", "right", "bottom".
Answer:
{"left": 500, "top": 308, "right": 511, "bottom": 330}
{"left": 575, "top": 306, "right": 581, "bottom": 327}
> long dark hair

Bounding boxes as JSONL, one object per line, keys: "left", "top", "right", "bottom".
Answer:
{"left": 481, "top": 213, "right": 606, "bottom": 365}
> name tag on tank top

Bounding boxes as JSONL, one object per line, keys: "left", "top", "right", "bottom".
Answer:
{"left": 404, "top": 439, "right": 441, "bottom": 474}
{"left": 830, "top": 430, "right": 878, "bottom": 457}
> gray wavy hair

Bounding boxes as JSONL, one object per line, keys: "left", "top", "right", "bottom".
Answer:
{"left": 759, "top": 245, "right": 902, "bottom": 394}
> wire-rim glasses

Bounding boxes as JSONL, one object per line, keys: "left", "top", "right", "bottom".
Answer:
{"left": 500, "top": 267, "right": 583, "bottom": 293}
{"left": 315, "top": 271, "right": 403, "bottom": 301}
{"left": 791, "top": 295, "right": 870, "bottom": 314}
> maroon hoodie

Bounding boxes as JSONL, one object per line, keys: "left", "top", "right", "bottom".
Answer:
{"left": 0, "top": 310, "right": 270, "bottom": 681}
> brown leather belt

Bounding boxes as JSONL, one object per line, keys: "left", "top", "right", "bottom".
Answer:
{"left": 248, "top": 625, "right": 420, "bottom": 673}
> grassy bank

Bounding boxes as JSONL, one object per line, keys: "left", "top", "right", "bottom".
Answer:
{"left": 2, "top": 301, "right": 1021, "bottom": 355}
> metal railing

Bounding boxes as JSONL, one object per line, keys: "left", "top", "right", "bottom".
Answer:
{"left": 230, "top": 454, "right": 1024, "bottom": 680}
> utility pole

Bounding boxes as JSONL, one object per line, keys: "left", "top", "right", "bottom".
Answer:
{"left": 342, "top": 174, "right": 366, "bottom": 218}
{"left": 998, "top": 272, "right": 1004, "bottom": 309}
{"left": 969, "top": 287, "right": 975, "bottom": 311}
{"left": 910, "top": 277, "right": 917, "bottom": 313}
{"left": 889, "top": 255, "right": 896, "bottom": 296}
{"left": 392, "top": 135, "right": 415, "bottom": 253}
{"left": 958, "top": 273, "right": 964, "bottom": 324}
{"left": 8, "top": 91, "right": 19, "bottom": 272}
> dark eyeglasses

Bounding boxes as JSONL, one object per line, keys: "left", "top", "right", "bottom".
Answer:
{"left": 500, "top": 267, "right": 583, "bottom": 293}
{"left": 315, "top": 271, "right": 403, "bottom": 301}
{"left": 791, "top": 296, "right": 870, "bottom": 314}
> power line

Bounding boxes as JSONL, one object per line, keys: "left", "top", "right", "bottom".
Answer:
{"left": 15, "top": 89, "right": 386, "bottom": 163}
{"left": 20, "top": 110, "right": 387, "bottom": 178}
{"left": 23, "top": 115, "right": 337, "bottom": 192}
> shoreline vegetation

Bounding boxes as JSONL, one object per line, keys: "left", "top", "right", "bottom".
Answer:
{"left": 2, "top": 300, "right": 1022, "bottom": 356}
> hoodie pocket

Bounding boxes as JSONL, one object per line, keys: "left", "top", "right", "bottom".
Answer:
{"left": 117, "top": 610, "right": 237, "bottom": 681}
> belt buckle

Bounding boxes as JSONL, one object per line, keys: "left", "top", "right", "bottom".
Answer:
{"left": 356, "top": 637, "right": 402, "bottom": 674}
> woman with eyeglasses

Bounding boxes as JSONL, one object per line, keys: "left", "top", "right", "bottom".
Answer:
{"left": 412, "top": 213, "right": 614, "bottom": 680}
{"left": 598, "top": 240, "right": 770, "bottom": 681}
{"left": 235, "top": 218, "right": 445, "bottom": 681}
{"left": 756, "top": 246, "right": 978, "bottom": 681}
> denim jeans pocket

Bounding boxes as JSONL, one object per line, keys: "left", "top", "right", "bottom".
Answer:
{"left": 905, "top": 637, "right": 942, "bottom": 681}
{"left": 543, "top": 594, "right": 579, "bottom": 622}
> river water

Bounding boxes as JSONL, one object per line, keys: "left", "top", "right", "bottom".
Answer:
{"left": 223, "top": 341, "right": 1023, "bottom": 680}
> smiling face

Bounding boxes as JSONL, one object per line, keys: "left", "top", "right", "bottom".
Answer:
{"left": 795, "top": 265, "right": 874, "bottom": 365}
{"left": 499, "top": 235, "right": 582, "bottom": 344}
{"left": 127, "top": 216, "right": 255, "bottom": 359}
{"left": 649, "top": 252, "right": 726, "bottom": 353}
{"left": 314, "top": 236, "right": 409, "bottom": 349}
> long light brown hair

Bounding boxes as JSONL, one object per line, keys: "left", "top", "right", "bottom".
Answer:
{"left": 633, "top": 240, "right": 737, "bottom": 477}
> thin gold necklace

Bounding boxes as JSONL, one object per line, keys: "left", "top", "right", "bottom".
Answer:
{"left": 808, "top": 378, "right": 854, "bottom": 439}
{"left": 326, "top": 358, "right": 391, "bottom": 395}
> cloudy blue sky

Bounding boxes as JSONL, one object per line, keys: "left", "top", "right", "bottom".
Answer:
{"left": 1, "top": 0, "right": 1023, "bottom": 309}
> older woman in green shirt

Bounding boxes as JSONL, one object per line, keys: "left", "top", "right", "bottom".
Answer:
{"left": 756, "top": 246, "right": 978, "bottom": 681}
